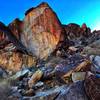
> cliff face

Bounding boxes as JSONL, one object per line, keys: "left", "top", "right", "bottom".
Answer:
{"left": 21, "top": 2, "right": 63, "bottom": 59}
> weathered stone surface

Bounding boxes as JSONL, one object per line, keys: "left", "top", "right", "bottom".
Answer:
{"left": 33, "top": 81, "right": 44, "bottom": 89}
{"left": 0, "top": 79, "right": 11, "bottom": 100}
{"left": 84, "top": 75, "right": 100, "bottom": 100}
{"left": 28, "top": 70, "right": 43, "bottom": 88}
{"left": 0, "top": 22, "right": 9, "bottom": 48}
{"left": 90, "top": 55, "right": 100, "bottom": 73}
{"left": 0, "top": 51, "right": 36, "bottom": 72}
{"left": 23, "top": 86, "right": 61, "bottom": 100}
{"left": 72, "top": 72, "right": 86, "bottom": 82}
{"left": 63, "top": 23, "right": 91, "bottom": 39}
{"left": 56, "top": 81, "right": 88, "bottom": 100}
{"left": 83, "top": 39, "right": 100, "bottom": 55}
{"left": 21, "top": 2, "right": 63, "bottom": 59}
{"left": 0, "top": 68, "right": 8, "bottom": 78}
{"left": 63, "top": 23, "right": 91, "bottom": 46}
{"left": 45, "top": 56, "right": 65, "bottom": 68}
{"left": 8, "top": 18, "right": 22, "bottom": 40}
{"left": 55, "top": 54, "right": 91, "bottom": 78}
{"left": 0, "top": 21, "right": 29, "bottom": 54}
{"left": 13, "top": 68, "right": 30, "bottom": 80}
{"left": 22, "top": 89, "right": 35, "bottom": 96}
{"left": 41, "top": 66, "right": 55, "bottom": 79}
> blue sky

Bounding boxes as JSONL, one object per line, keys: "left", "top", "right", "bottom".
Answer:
{"left": 0, "top": 0, "right": 100, "bottom": 30}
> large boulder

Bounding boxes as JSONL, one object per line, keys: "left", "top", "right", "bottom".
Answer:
{"left": 21, "top": 2, "right": 63, "bottom": 59}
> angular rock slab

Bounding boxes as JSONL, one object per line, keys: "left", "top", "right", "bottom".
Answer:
{"left": 72, "top": 72, "right": 86, "bottom": 82}
{"left": 21, "top": 2, "right": 63, "bottom": 59}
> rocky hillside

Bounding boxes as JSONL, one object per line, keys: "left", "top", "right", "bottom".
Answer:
{"left": 0, "top": 2, "right": 100, "bottom": 100}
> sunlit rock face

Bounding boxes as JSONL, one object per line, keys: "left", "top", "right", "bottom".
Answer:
{"left": 8, "top": 18, "right": 22, "bottom": 40}
{"left": 0, "top": 50, "right": 36, "bottom": 72}
{"left": 21, "top": 2, "right": 63, "bottom": 59}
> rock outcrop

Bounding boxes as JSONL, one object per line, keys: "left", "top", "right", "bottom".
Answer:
{"left": 0, "top": 50, "right": 36, "bottom": 72}
{"left": 0, "top": 21, "right": 29, "bottom": 54}
{"left": 8, "top": 18, "right": 22, "bottom": 40}
{"left": 21, "top": 2, "right": 63, "bottom": 59}
{"left": 63, "top": 23, "right": 91, "bottom": 39}
{"left": 0, "top": 2, "right": 100, "bottom": 100}
{"left": 0, "top": 22, "right": 9, "bottom": 48}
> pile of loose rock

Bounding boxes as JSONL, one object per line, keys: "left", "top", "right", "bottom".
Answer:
{"left": 0, "top": 2, "right": 100, "bottom": 100}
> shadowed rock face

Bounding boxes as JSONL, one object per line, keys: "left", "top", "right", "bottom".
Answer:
{"left": 21, "top": 2, "right": 63, "bottom": 59}
{"left": 56, "top": 81, "right": 88, "bottom": 100}
{"left": 0, "top": 21, "right": 29, "bottom": 54}
{"left": 0, "top": 22, "right": 9, "bottom": 48}
{"left": 8, "top": 18, "right": 22, "bottom": 40}
{"left": 63, "top": 23, "right": 91, "bottom": 40}
{"left": 84, "top": 75, "right": 100, "bottom": 100}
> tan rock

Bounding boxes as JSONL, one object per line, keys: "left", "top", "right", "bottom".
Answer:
{"left": 0, "top": 51, "right": 36, "bottom": 72}
{"left": 21, "top": 2, "right": 63, "bottom": 59}
{"left": 28, "top": 69, "right": 43, "bottom": 88}
{"left": 55, "top": 58, "right": 91, "bottom": 79}
{"left": 72, "top": 72, "right": 86, "bottom": 82}
{"left": 63, "top": 60, "right": 91, "bottom": 78}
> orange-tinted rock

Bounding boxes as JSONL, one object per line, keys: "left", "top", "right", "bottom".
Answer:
{"left": 0, "top": 50, "right": 37, "bottom": 72}
{"left": 0, "top": 21, "right": 29, "bottom": 54}
{"left": 21, "top": 2, "right": 63, "bottom": 59}
{"left": 8, "top": 18, "right": 22, "bottom": 40}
